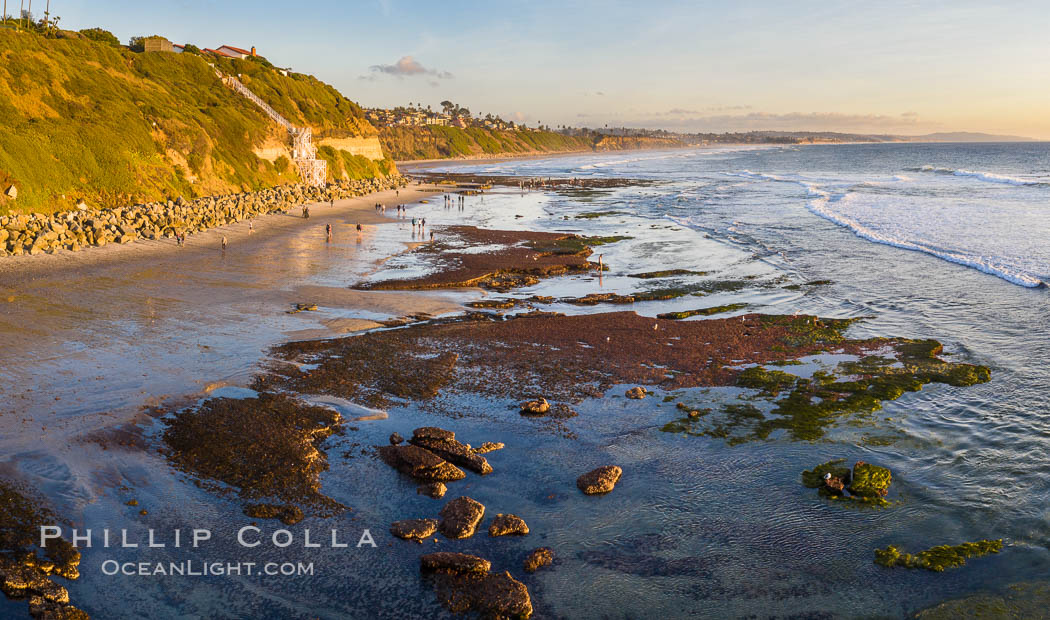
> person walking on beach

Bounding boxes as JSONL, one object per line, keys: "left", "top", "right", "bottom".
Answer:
{"left": 356, "top": 223, "right": 363, "bottom": 233}
{"left": 248, "top": 220, "right": 254, "bottom": 235}
{"left": 303, "top": 205, "right": 310, "bottom": 219}
{"left": 326, "top": 223, "right": 332, "bottom": 242}
{"left": 221, "top": 236, "right": 228, "bottom": 251}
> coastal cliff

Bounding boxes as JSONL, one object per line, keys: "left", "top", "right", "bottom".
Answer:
{"left": 0, "top": 28, "right": 395, "bottom": 216}
{"left": 379, "top": 125, "right": 683, "bottom": 162}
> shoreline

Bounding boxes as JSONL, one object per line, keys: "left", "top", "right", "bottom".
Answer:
{"left": 0, "top": 183, "right": 444, "bottom": 282}
{"left": 395, "top": 143, "right": 699, "bottom": 169}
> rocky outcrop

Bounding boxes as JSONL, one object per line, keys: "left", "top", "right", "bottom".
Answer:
{"left": 523, "top": 548, "right": 554, "bottom": 573}
{"left": 489, "top": 514, "right": 529, "bottom": 537}
{"left": 438, "top": 496, "right": 486, "bottom": 539}
{"left": 390, "top": 518, "right": 438, "bottom": 540}
{"left": 577, "top": 466, "right": 622, "bottom": 495}
{"left": 377, "top": 445, "right": 466, "bottom": 482}
{"left": 389, "top": 432, "right": 404, "bottom": 445}
{"left": 408, "top": 427, "right": 493, "bottom": 475}
{"left": 0, "top": 177, "right": 403, "bottom": 258}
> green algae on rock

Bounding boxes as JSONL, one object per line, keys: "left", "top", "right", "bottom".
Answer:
{"left": 657, "top": 303, "right": 749, "bottom": 320}
{"left": 735, "top": 366, "right": 798, "bottom": 396}
{"left": 849, "top": 461, "right": 892, "bottom": 497}
{"left": 874, "top": 539, "right": 1003, "bottom": 572}
{"left": 163, "top": 392, "right": 345, "bottom": 517}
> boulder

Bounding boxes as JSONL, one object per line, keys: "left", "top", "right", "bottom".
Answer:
{"left": 389, "top": 432, "right": 404, "bottom": 445}
{"left": 390, "top": 518, "right": 438, "bottom": 540}
{"left": 413, "top": 426, "right": 456, "bottom": 441}
{"left": 577, "top": 465, "right": 622, "bottom": 495}
{"left": 489, "top": 514, "right": 529, "bottom": 537}
{"left": 417, "top": 482, "right": 447, "bottom": 499}
{"left": 520, "top": 398, "right": 550, "bottom": 415}
{"left": 410, "top": 429, "right": 492, "bottom": 475}
{"left": 4, "top": 185, "right": 15, "bottom": 199}
{"left": 523, "top": 548, "right": 554, "bottom": 573}
{"left": 377, "top": 445, "right": 466, "bottom": 482}
{"left": 625, "top": 386, "right": 647, "bottom": 399}
{"left": 438, "top": 496, "right": 486, "bottom": 539}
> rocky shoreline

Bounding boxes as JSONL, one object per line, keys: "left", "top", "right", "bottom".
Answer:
{"left": 0, "top": 176, "right": 405, "bottom": 257}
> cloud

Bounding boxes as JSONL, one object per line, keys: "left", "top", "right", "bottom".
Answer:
{"left": 368, "top": 56, "right": 453, "bottom": 80}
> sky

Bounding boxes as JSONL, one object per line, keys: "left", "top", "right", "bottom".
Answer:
{"left": 30, "top": 0, "right": 1050, "bottom": 138}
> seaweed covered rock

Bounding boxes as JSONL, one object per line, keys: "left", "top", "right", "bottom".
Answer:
{"left": 163, "top": 393, "right": 344, "bottom": 513}
{"left": 577, "top": 466, "right": 622, "bottom": 495}
{"left": 520, "top": 398, "right": 550, "bottom": 415}
{"left": 438, "top": 496, "right": 486, "bottom": 539}
{"left": 850, "top": 461, "right": 892, "bottom": 497}
{"left": 390, "top": 518, "right": 439, "bottom": 540}
{"left": 874, "top": 539, "right": 1003, "bottom": 572}
{"left": 0, "top": 482, "right": 86, "bottom": 619}
{"left": 489, "top": 514, "right": 530, "bottom": 537}
{"left": 377, "top": 445, "right": 466, "bottom": 482}
{"left": 417, "top": 482, "right": 447, "bottom": 499}
{"left": 242, "top": 503, "right": 305, "bottom": 526}
{"left": 524, "top": 548, "right": 555, "bottom": 573}
{"left": 409, "top": 428, "right": 493, "bottom": 475}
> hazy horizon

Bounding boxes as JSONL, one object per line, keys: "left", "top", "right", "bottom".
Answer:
{"left": 30, "top": 0, "right": 1050, "bottom": 139}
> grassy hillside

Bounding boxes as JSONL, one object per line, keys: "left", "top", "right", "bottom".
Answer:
{"left": 379, "top": 126, "right": 596, "bottom": 161}
{"left": 379, "top": 125, "right": 683, "bottom": 161}
{"left": 0, "top": 28, "right": 390, "bottom": 215}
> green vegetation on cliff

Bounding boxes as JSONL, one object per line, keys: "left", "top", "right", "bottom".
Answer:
{"left": 379, "top": 125, "right": 682, "bottom": 161}
{"left": 0, "top": 28, "right": 389, "bottom": 215}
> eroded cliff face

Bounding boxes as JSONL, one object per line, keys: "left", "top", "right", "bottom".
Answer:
{"left": 317, "top": 137, "right": 386, "bottom": 161}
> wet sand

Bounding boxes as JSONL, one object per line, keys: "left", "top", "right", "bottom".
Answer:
{"left": 0, "top": 183, "right": 466, "bottom": 453}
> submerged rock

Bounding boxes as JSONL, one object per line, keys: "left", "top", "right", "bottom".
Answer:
{"left": 417, "top": 482, "right": 447, "bottom": 499}
{"left": 390, "top": 518, "right": 439, "bottom": 540}
{"left": 409, "top": 428, "right": 493, "bottom": 475}
{"left": 489, "top": 514, "right": 529, "bottom": 537}
{"left": 422, "top": 554, "right": 533, "bottom": 620}
{"left": 377, "top": 445, "right": 466, "bottom": 482}
{"left": 420, "top": 552, "right": 491, "bottom": 574}
{"left": 625, "top": 387, "right": 647, "bottom": 399}
{"left": 242, "top": 503, "right": 305, "bottom": 526}
{"left": 577, "top": 466, "right": 622, "bottom": 495}
{"left": 438, "top": 496, "right": 486, "bottom": 539}
{"left": 520, "top": 398, "right": 550, "bottom": 415}
{"left": 875, "top": 539, "right": 1003, "bottom": 572}
{"left": 524, "top": 548, "right": 555, "bottom": 573}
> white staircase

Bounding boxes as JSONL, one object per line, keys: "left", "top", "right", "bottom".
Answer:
{"left": 218, "top": 72, "right": 327, "bottom": 186}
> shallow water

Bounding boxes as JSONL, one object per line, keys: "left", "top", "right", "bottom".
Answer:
{"left": 2, "top": 144, "right": 1048, "bottom": 618}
